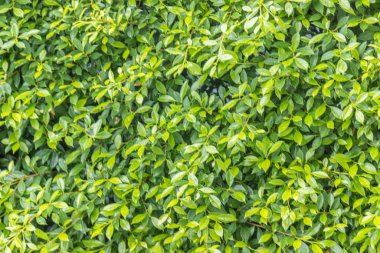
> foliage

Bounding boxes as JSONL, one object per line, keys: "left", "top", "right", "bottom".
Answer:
{"left": 1, "top": 0, "right": 380, "bottom": 252}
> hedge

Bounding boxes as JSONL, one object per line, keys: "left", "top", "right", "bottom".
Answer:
{"left": 1, "top": 0, "right": 380, "bottom": 252}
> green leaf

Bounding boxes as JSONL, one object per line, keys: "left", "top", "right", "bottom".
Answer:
{"left": 158, "top": 95, "right": 176, "bottom": 102}
{"left": 338, "top": 0, "right": 355, "bottom": 14}
{"left": 221, "top": 99, "right": 238, "bottom": 111}
{"left": 232, "top": 192, "right": 246, "bottom": 203}
{"left": 268, "top": 141, "right": 283, "bottom": 155}
{"left": 13, "top": 8, "right": 24, "bottom": 17}
{"left": 112, "top": 41, "right": 126, "bottom": 48}
{"left": 209, "top": 195, "right": 222, "bottom": 209}
{"left": 53, "top": 202, "right": 69, "bottom": 209}
{"left": 295, "top": 58, "right": 309, "bottom": 70}
{"left": 187, "top": 62, "right": 202, "bottom": 76}
{"left": 294, "top": 130, "right": 303, "bottom": 145}
{"left": 311, "top": 244, "right": 323, "bottom": 253}
{"left": 361, "top": 163, "right": 377, "bottom": 174}
{"left": 259, "top": 233, "right": 272, "bottom": 243}
{"left": 132, "top": 214, "right": 146, "bottom": 224}
{"left": 66, "top": 150, "right": 81, "bottom": 164}
{"left": 219, "top": 53, "right": 234, "bottom": 62}
{"left": 312, "top": 171, "right": 329, "bottom": 179}
{"left": 208, "top": 213, "right": 237, "bottom": 223}
{"left": 36, "top": 89, "right": 51, "bottom": 97}
{"left": 205, "top": 145, "right": 218, "bottom": 154}
{"left": 309, "top": 33, "right": 326, "bottom": 44}
{"left": 59, "top": 233, "right": 69, "bottom": 242}
{"left": 320, "top": 0, "right": 334, "bottom": 7}
{"left": 355, "top": 110, "right": 364, "bottom": 124}
{"left": 244, "top": 17, "right": 258, "bottom": 31}
{"left": 333, "top": 33, "right": 346, "bottom": 43}
{"left": 316, "top": 104, "right": 326, "bottom": 118}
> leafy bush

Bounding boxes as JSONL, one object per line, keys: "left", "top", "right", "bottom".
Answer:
{"left": 1, "top": 0, "right": 380, "bottom": 252}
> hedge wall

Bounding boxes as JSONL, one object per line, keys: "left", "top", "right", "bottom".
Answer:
{"left": 1, "top": 0, "right": 380, "bottom": 252}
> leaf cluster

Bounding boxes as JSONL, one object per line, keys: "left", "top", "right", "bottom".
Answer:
{"left": 1, "top": 0, "right": 380, "bottom": 252}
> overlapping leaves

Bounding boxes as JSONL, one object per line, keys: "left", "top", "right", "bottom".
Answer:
{"left": 1, "top": 0, "right": 380, "bottom": 252}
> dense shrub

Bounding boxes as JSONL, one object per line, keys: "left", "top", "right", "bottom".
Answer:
{"left": 1, "top": 0, "right": 380, "bottom": 252}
